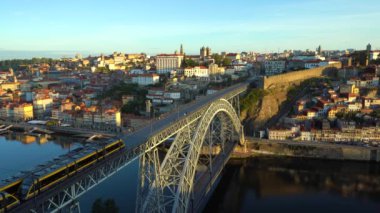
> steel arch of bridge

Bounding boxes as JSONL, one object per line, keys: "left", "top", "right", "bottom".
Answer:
{"left": 137, "top": 98, "right": 244, "bottom": 213}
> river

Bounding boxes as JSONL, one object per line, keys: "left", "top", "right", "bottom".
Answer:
{"left": 205, "top": 157, "right": 380, "bottom": 213}
{"left": 1, "top": 133, "right": 380, "bottom": 212}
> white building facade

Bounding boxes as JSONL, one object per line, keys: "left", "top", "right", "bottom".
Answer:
{"left": 131, "top": 74, "right": 160, "bottom": 86}
{"left": 264, "top": 60, "right": 286, "bottom": 76}
{"left": 184, "top": 66, "right": 209, "bottom": 77}
{"left": 156, "top": 54, "right": 184, "bottom": 74}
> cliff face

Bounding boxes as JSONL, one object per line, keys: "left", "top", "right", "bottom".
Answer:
{"left": 241, "top": 85, "right": 291, "bottom": 134}
{"left": 243, "top": 64, "right": 342, "bottom": 131}
{"left": 253, "top": 87, "right": 288, "bottom": 128}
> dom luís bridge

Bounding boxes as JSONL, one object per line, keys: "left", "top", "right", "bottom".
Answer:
{"left": 0, "top": 81, "right": 250, "bottom": 213}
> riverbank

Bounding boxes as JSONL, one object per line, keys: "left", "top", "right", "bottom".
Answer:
{"left": 232, "top": 138, "right": 380, "bottom": 162}
{"left": 0, "top": 120, "right": 116, "bottom": 138}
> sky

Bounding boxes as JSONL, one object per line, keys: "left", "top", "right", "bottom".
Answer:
{"left": 0, "top": 0, "right": 380, "bottom": 58}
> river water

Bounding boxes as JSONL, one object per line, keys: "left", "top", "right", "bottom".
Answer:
{"left": 1, "top": 133, "right": 380, "bottom": 212}
{"left": 205, "top": 157, "right": 380, "bottom": 213}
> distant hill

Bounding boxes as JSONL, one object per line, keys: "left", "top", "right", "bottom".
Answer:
{"left": 0, "top": 50, "right": 92, "bottom": 60}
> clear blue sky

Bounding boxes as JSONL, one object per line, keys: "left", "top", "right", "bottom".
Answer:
{"left": 0, "top": 0, "right": 379, "bottom": 56}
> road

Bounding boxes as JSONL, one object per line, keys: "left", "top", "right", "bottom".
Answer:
{"left": 119, "top": 81, "right": 249, "bottom": 148}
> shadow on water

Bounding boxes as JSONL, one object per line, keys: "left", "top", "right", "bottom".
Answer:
{"left": 204, "top": 156, "right": 380, "bottom": 213}
{"left": 91, "top": 198, "right": 119, "bottom": 213}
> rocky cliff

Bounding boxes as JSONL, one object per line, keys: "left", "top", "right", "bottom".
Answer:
{"left": 242, "top": 64, "right": 342, "bottom": 132}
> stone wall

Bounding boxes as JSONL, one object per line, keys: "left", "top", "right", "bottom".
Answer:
{"left": 262, "top": 63, "right": 342, "bottom": 89}
{"left": 232, "top": 139, "right": 380, "bottom": 162}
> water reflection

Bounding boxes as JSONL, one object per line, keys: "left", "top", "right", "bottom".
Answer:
{"left": 0, "top": 132, "right": 82, "bottom": 179}
{"left": 2, "top": 132, "right": 77, "bottom": 149}
{"left": 205, "top": 157, "right": 380, "bottom": 213}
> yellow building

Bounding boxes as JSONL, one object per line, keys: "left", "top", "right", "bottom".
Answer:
{"left": 208, "top": 63, "right": 225, "bottom": 75}
{"left": 0, "top": 82, "right": 20, "bottom": 91}
{"left": 33, "top": 97, "right": 53, "bottom": 118}
{"left": 14, "top": 103, "right": 34, "bottom": 121}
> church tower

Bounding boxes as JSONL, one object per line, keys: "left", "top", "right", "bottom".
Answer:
{"left": 367, "top": 43, "right": 372, "bottom": 52}
{"left": 366, "top": 43, "right": 372, "bottom": 66}
{"left": 180, "top": 44, "right": 184, "bottom": 55}
{"left": 200, "top": 46, "right": 206, "bottom": 58}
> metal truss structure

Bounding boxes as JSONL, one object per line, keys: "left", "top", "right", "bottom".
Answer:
{"left": 12, "top": 86, "right": 246, "bottom": 213}
{"left": 12, "top": 148, "right": 141, "bottom": 213}
{"left": 137, "top": 98, "right": 244, "bottom": 213}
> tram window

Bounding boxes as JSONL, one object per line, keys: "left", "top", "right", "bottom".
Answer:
{"left": 76, "top": 153, "right": 98, "bottom": 170}
{"left": 39, "top": 168, "right": 67, "bottom": 189}
{"left": 67, "top": 163, "right": 77, "bottom": 174}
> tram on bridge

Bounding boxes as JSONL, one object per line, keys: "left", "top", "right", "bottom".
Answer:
{"left": 0, "top": 139, "right": 125, "bottom": 212}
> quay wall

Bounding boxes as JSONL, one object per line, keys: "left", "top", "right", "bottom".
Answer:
{"left": 232, "top": 138, "right": 380, "bottom": 162}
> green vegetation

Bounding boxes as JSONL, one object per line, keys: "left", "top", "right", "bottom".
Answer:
{"left": 240, "top": 88, "right": 267, "bottom": 118}
{"left": 99, "top": 82, "right": 147, "bottom": 115}
{"left": 222, "top": 58, "right": 232, "bottom": 67}
{"left": 99, "top": 82, "right": 146, "bottom": 100}
{"left": 181, "top": 59, "right": 199, "bottom": 68}
{"left": 121, "top": 99, "right": 145, "bottom": 115}
{"left": 211, "top": 54, "right": 223, "bottom": 65}
{"left": 211, "top": 54, "right": 232, "bottom": 67}
{"left": 370, "top": 109, "right": 380, "bottom": 119}
{"left": 92, "top": 198, "right": 119, "bottom": 213}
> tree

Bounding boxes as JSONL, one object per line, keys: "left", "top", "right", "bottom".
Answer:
{"left": 121, "top": 100, "right": 142, "bottom": 115}
{"left": 104, "top": 199, "right": 119, "bottom": 213}
{"left": 211, "top": 54, "right": 223, "bottom": 65}
{"left": 370, "top": 109, "right": 380, "bottom": 118}
{"left": 240, "top": 88, "right": 267, "bottom": 118}
{"left": 222, "top": 58, "right": 232, "bottom": 67}
{"left": 92, "top": 199, "right": 105, "bottom": 213}
{"left": 92, "top": 198, "right": 119, "bottom": 213}
{"left": 182, "top": 59, "right": 198, "bottom": 68}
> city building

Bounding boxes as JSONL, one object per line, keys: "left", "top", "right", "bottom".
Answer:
{"left": 225, "top": 53, "right": 241, "bottom": 61}
{"left": 156, "top": 54, "right": 184, "bottom": 74}
{"left": 264, "top": 60, "right": 286, "bottom": 76}
{"left": 14, "top": 103, "right": 34, "bottom": 121}
{"left": 33, "top": 97, "right": 53, "bottom": 118}
{"left": 268, "top": 127, "right": 294, "bottom": 140}
{"left": 131, "top": 74, "right": 160, "bottom": 86}
{"left": 208, "top": 63, "right": 225, "bottom": 75}
{"left": 200, "top": 46, "right": 211, "bottom": 58}
{"left": 184, "top": 66, "right": 209, "bottom": 78}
